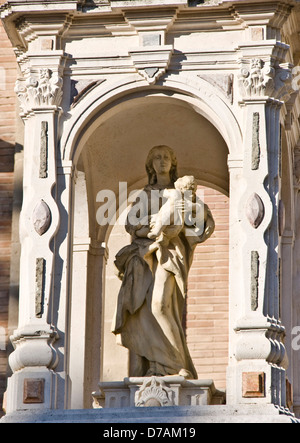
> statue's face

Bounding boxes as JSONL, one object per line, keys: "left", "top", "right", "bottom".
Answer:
{"left": 151, "top": 147, "right": 172, "bottom": 176}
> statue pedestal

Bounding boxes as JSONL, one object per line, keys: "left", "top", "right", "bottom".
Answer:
{"left": 92, "top": 376, "right": 225, "bottom": 409}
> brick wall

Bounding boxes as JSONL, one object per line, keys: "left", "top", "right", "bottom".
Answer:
{"left": 0, "top": 16, "right": 17, "bottom": 414}
{"left": 187, "top": 187, "right": 229, "bottom": 391}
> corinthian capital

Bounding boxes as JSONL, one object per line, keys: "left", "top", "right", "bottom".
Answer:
{"left": 238, "top": 58, "right": 275, "bottom": 99}
{"left": 238, "top": 58, "right": 293, "bottom": 103}
{"left": 15, "top": 68, "right": 63, "bottom": 115}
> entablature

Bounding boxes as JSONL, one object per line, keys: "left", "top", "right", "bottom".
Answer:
{"left": 1, "top": 0, "right": 300, "bottom": 52}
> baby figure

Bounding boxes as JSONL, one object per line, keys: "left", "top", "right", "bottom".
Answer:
{"left": 147, "top": 176, "right": 203, "bottom": 251}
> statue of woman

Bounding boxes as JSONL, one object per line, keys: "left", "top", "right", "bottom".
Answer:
{"left": 112, "top": 146, "right": 215, "bottom": 379}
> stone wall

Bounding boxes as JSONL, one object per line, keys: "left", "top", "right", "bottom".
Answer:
{"left": 0, "top": 10, "right": 17, "bottom": 415}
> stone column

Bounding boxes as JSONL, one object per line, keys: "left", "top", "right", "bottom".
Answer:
{"left": 70, "top": 236, "right": 108, "bottom": 409}
{"left": 227, "top": 46, "right": 294, "bottom": 408}
{"left": 5, "top": 58, "right": 67, "bottom": 413}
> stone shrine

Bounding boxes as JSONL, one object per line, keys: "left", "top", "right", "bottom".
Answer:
{"left": 0, "top": 0, "right": 300, "bottom": 423}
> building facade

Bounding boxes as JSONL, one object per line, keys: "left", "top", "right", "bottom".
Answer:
{"left": 0, "top": 0, "right": 300, "bottom": 422}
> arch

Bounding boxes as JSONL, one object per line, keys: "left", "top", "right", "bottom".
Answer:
{"left": 61, "top": 74, "right": 243, "bottom": 166}
{"left": 66, "top": 74, "right": 238, "bottom": 407}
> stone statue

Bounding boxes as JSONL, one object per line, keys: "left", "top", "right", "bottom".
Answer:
{"left": 112, "top": 146, "right": 215, "bottom": 379}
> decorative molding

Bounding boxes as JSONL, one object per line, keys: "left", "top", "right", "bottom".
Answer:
{"left": 32, "top": 200, "right": 51, "bottom": 236}
{"left": 246, "top": 193, "right": 265, "bottom": 229}
{"left": 135, "top": 377, "right": 174, "bottom": 407}
{"left": 15, "top": 68, "right": 63, "bottom": 115}
{"left": 235, "top": 319, "right": 286, "bottom": 365}
{"left": 9, "top": 327, "right": 59, "bottom": 373}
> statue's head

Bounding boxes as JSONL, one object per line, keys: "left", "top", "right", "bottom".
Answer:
{"left": 146, "top": 145, "right": 178, "bottom": 185}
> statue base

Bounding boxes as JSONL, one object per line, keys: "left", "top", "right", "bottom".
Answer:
{"left": 92, "top": 376, "right": 225, "bottom": 409}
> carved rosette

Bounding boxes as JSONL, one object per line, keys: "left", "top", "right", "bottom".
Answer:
{"left": 135, "top": 377, "right": 174, "bottom": 407}
{"left": 15, "top": 68, "right": 63, "bottom": 115}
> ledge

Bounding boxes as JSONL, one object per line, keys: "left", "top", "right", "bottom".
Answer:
{"left": 1, "top": 404, "right": 298, "bottom": 423}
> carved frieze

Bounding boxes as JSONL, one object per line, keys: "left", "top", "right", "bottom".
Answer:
{"left": 15, "top": 68, "right": 63, "bottom": 115}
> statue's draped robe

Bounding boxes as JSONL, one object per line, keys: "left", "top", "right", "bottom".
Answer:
{"left": 112, "top": 184, "right": 215, "bottom": 379}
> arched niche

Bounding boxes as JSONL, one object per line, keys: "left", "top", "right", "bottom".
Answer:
{"left": 68, "top": 88, "right": 232, "bottom": 409}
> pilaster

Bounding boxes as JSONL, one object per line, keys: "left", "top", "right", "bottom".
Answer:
{"left": 227, "top": 41, "right": 294, "bottom": 408}
{"left": 5, "top": 52, "right": 68, "bottom": 412}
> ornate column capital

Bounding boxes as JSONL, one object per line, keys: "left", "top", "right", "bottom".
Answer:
{"left": 15, "top": 68, "right": 63, "bottom": 117}
{"left": 238, "top": 57, "right": 293, "bottom": 104}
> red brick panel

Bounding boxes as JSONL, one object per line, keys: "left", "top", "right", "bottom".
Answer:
{"left": 187, "top": 187, "right": 229, "bottom": 391}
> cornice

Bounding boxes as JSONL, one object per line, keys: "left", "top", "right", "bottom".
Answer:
{"left": 1, "top": 0, "right": 296, "bottom": 34}
{"left": 1, "top": 0, "right": 297, "bottom": 66}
